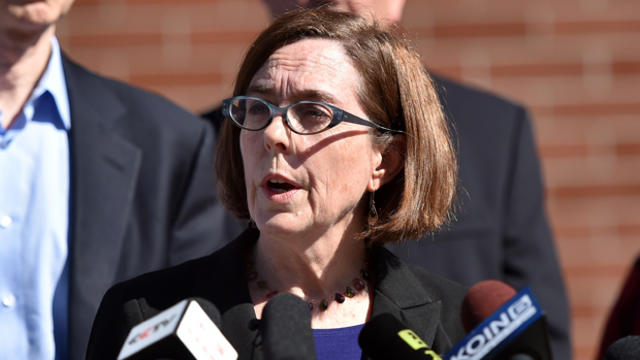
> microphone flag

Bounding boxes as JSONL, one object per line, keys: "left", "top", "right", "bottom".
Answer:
{"left": 444, "top": 287, "right": 550, "bottom": 360}
{"left": 118, "top": 298, "right": 237, "bottom": 360}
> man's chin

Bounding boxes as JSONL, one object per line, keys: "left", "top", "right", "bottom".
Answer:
{"left": 6, "top": 2, "right": 67, "bottom": 31}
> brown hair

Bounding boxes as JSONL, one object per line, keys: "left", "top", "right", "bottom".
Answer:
{"left": 216, "top": 8, "right": 457, "bottom": 244}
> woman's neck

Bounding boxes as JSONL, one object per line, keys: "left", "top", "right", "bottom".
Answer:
{"left": 250, "top": 217, "right": 373, "bottom": 328}
{"left": 256, "top": 226, "right": 367, "bottom": 297}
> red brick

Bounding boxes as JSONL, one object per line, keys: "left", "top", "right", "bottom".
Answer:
{"left": 551, "top": 184, "right": 640, "bottom": 197}
{"left": 616, "top": 143, "right": 640, "bottom": 155}
{"left": 430, "top": 23, "right": 529, "bottom": 38}
{"left": 539, "top": 102, "right": 640, "bottom": 117}
{"left": 493, "top": 74, "right": 640, "bottom": 109}
{"left": 543, "top": 154, "right": 640, "bottom": 193}
{"left": 547, "top": 194, "right": 640, "bottom": 228}
{"left": 557, "top": 234, "right": 639, "bottom": 269}
{"left": 491, "top": 63, "right": 585, "bottom": 77}
{"left": 553, "top": 224, "right": 640, "bottom": 238}
{"left": 612, "top": 61, "right": 640, "bottom": 74}
{"left": 566, "top": 276, "right": 626, "bottom": 313}
{"left": 535, "top": 116, "right": 640, "bottom": 148}
{"left": 554, "top": 20, "right": 640, "bottom": 34}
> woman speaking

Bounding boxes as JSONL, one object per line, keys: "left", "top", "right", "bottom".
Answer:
{"left": 87, "top": 8, "right": 465, "bottom": 359}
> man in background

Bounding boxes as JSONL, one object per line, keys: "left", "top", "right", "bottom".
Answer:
{"left": 203, "top": 0, "right": 571, "bottom": 358}
{"left": 0, "top": 0, "right": 233, "bottom": 358}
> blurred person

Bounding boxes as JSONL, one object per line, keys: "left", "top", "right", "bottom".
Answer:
{"left": 87, "top": 8, "right": 465, "bottom": 359}
{"left": 203, "top": 0, "right": 571, "bottom": 359}
{"left": 0, "top": 0, "right": 235, "bottom": 358}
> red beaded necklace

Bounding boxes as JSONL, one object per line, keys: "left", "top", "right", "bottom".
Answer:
{"left": 245, "top": 256, "right": 371, "bottom": 312}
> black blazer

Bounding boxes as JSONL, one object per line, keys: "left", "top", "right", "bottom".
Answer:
{"left": 62, "top": 56, "right": 238, "bottom": 359}
{"left": 86, "top": 228, "right": 467, "bottom": 359}
{"left": 203, "top": 74, "right": 571, "bottom": 359}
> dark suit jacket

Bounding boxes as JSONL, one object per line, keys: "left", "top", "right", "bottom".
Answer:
{"left": 86, "top": 228, "right": 467, "bottom": 359}
{"left": 62, "top": 56, "right": 236, "bottom": 359}
{"left": 202, "top": 74, "right": 571, "bottom": 359}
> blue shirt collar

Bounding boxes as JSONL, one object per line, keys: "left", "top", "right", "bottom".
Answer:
{"left": 30, "top": 36, "right": 71, "bottom": 130}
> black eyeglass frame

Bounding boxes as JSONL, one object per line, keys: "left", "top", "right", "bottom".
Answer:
{"left": 222, "top": 96, "right": 404, "bottom": 135}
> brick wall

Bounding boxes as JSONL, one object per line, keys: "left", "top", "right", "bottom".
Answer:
{"left": 57, "top": 0, "right": 640, "bottom": 358}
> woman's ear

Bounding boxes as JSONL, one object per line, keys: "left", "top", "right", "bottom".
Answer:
{"left": 368, "top": 134, "right": 405, "bottom": 192}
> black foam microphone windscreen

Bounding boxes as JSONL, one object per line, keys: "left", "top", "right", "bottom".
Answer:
{"left": 604, "top": 335, "right": 640, "bottom": 360}
{"left": 261, "top": 293, "right": 317, "bottom": 360}
{"left": 193, "top": 296, "right": 222, "bottom": 325}
{"left": 358, "top": 313, "right": 442, "bottom": 360}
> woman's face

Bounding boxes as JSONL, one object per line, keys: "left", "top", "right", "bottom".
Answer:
{"left": 240, "top": 38, "right": 386, "bottom": 240}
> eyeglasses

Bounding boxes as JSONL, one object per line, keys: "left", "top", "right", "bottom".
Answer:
{"left": 222, "top": 96, "right": 403, "bottom": 135}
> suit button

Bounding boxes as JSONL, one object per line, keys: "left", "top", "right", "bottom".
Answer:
{"left": 0, "top": 215, "right": 12, "bottom": 229}
{"left": 2, "top": 293, "right": 16, "bottom": 308}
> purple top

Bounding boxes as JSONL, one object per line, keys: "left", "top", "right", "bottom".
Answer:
{"left": 313, "top": 323, "right": 365, "bottom": 360}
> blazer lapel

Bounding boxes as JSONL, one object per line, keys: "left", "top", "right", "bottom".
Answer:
{"left": 63, "top": 56, "right": 141, "bottom": 359}
{"left": 198, "top": 229, "right": 262, "bottom": 360}
{"left": 370, "top": 247, "right": 444, "bottom": 348}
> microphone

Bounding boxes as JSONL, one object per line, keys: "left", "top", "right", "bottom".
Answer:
{"left": 460, "top": 280, "right": 517, "bottom": 333}
{"left": 358, "top": 312, "right": 442, "bottom": 359}
{"left": 444, "top": 281, "right": 552, "bottom": 360}
{"left": 117, "top": 297, "right": 237, "bottom": 360}
{"left": 260, "top": 293, "right": 317, "bottom": 360}
{"left": 604, "top": 335, "right": 640, "bottom": 360}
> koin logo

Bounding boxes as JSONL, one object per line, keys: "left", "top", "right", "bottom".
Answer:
{"left": 450, "top": 294, "right": 536, "bottom": 360}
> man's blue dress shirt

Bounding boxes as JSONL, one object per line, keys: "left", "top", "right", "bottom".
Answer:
{"left": 0, "top": 37, "right": 71, "bottom": 360}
